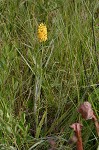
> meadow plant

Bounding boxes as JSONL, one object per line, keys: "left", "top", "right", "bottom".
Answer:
{"left": 0, "top": 0, "right": 99, "bottom": 149}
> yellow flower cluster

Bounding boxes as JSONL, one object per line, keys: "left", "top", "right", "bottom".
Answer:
{"left": 38, "top": 23, "right": 47, "bottom": 42}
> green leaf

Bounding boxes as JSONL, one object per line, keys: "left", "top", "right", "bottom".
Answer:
{"left": 29, "top": 140, "right": 44, "bottom": 150}
{"left": 35, "top": 110, "right": 47, "bottom": 138}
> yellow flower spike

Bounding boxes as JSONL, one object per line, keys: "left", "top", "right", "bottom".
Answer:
{"left": 38, "top": 23, "right": 47, "bottom": 42}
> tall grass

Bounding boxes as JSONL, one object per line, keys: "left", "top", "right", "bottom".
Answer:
{"left": 0, "top": 0, "right": 99, "bottom": 149}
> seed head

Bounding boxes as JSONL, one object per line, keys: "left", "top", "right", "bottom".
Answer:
{"left": 78, "top": 101, "right": 94, "bottom": 120}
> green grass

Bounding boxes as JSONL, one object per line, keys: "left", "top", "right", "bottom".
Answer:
{"left": 0, "top": 0, "right": 99, "bottom": 149}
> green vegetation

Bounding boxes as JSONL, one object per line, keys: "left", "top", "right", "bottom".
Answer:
{"left": 0, "top": 0, "right": 99, "bottom": 149}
